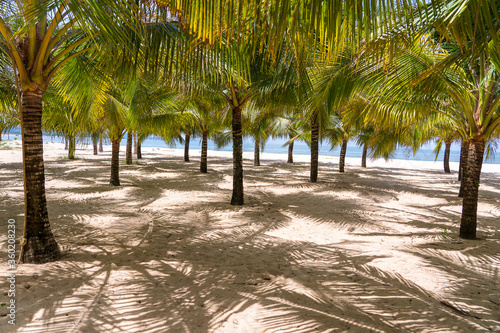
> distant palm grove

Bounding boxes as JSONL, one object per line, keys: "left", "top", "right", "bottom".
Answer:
{"left": 0, "top": 0, "right": 499, "bottom": 263}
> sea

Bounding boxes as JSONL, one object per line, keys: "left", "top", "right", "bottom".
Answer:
{"left": 4, "top": 131, "right": 496, "bottom": 165}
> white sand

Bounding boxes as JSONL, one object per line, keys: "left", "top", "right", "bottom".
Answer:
{"left": 0, "top": 140, "right": 499, "bottom": 332}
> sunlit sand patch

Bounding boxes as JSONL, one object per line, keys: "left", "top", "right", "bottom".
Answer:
{"left": 122, "top": 170, "right": 182, "bottom": 179}
{"left": 265, "top": 211, "right": 349, "bottom": 245}
{"left": 45, "top": 178, "right": 92, "bottom": 189}
{"left": 440, "top": 202, "right": 500, "bottom": 218}
{"left": 394, "top": 192, "right": 449, "bottom": 207}
{"left": 438, "top": 204, "right": 463, "bottom": 216}
{"left": 217, "top": 175, "right": 233, "bottom": 189}
{"left": 367, "top": 250, "right": 462, "bottom": 296}
{"left": 59, "top": 191, "right": 107, "bottom": 202}
{"left": 140, "top": 189, "right": 220, "bottom": 212}
{"left": 481, "top": 183, "right": 500, "bottom": 195}
{"left": 476, "top": 202, "right": 500, "bottom": 217}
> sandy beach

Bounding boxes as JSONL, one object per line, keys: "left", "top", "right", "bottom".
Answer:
{"left": 1, "top": 140, "right": 499, "bottom": 332}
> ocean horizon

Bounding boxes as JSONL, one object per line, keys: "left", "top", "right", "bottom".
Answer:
{"left": 2, "top": 131, "right": 499, "bottom": 165}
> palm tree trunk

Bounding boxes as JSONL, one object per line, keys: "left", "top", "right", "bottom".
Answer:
{"left": 231, "top": 106, "right": 244, "bottom": 205}
{"left": 459, "top": 139, "right": 486, "bottom": 239}
{"left": 0, "top": 131, "right": 2, "bottom": 141}
{"left": 133, "top": 132, "right": 137, "bottom": 155}
{"left": 254, "top": 138, "right": 260, "bottom": 166}
{"left": 339, "top": 139, "right": 348, "bottom": 173}
{"left": 310, "top": 113, "right": 319, "bottom": 182}
{"left": 444, "top": 141, "right": 451, "bottom": 173}
{"left": 68, "top": 134, "right": 76, "bottom": 159}
{"left": 99, "top": 135, "right": 104, "bottom": 152}
{"left": 92, "top": 134, "right": 98, "bottom": 155}
{"left": 200, "top": 131, "right": 208, "bottom": 173}
{"left": 458, "top": 140, "right": 468, "bottom": 197}
{"left": 110, "top": 139, "right": 121, "bottom": 186}
{"left": 184, "top": 133, "right": 191, "bottom": 162}
{"left": 362, "top": 143, "right": 368, "bottom": 168}
{"left": 64, "top": 136, "right": 68, "bottom": 150}
{"left": 137, "top": 141, "right": 142, "bottom": 159}
{"left": 20, "top": 90, "right": 60, "bottom": 263}
{"left": 126, "top": 131, "right": 133, "bottom": 165}
{"left": 287, "top": 137, "right": 294, "bottom": 163}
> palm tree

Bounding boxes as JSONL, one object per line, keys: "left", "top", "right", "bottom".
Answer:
{"left": 363, "top": 34, "right": 500, "bottom": 239}
{"left": 183, "top": 95, "right": 226, "bottom": 173}
{"left": 0, "top": 1, "right": 147, "bottom": 263}
{"left": 42, "top": 92, "right": 83, "bottom": 159}
{"left": 307, "top": 46, "right": 358, "bottom": 180}
{"left": 324, "top": 111, "right": 358, "bottom": 173}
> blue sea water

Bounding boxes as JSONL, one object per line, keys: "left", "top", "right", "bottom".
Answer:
{"left": 3, "top": 131, "right": 499, "bottom": 164}
{"left": 130, "top": 135, "right": 499, "bottom": 165}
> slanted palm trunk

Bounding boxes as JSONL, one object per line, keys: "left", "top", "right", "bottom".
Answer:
{"left": 362, "top": 143, "right": 368, "bottom": 168}
{"left": 339, "top": 139, "right": 348, "bottom": 173}
{"left": 68, "top": 134, "right": 76, "bottom": 159}
{"left": 184, "top": 133, "right": 191, "bottom": 162}
{"left": 20, "top": 90, "right": 60, "bottom": 263}
{"left": 444, "top": 141, "right": 451, "bottom": 174}
{"left": 200, "top": 131, "right": 208, "bottom": 173}
{"left": 310, "top": 114, "right": 319, "bottom": 182}
{"left": 92, "top": 134, "right": 98, "bottom": 155}
{"left": 126, "top": 131, "right": 133, "bottom": 165}
{"left": 287, "top": 137, "right": 294, "bottom": 163}
{"left": 459, "top": 139, "right": 486, "bottom": 239}
{"left": 110, "top": 139, "right": 121, "bottom": 186}
{"left": 458, "top": 140, "right": 468, "bottom": 197}
{"left": 99, "top": 136, "right": 104, "bottom": 152}
{"left": 64, "top": 137, "right": 68, "bottom": 150}
{"left": 231, "top": 107, "right": 244, "bottom": 205}
{"left": 133, "top": 133, "right": 138, "bottom": 155}
{"left": 254, "top": 138, "right": 260, "bottom": 166}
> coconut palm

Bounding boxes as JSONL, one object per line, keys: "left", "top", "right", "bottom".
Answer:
{"left": 363, "top": 34, "right": 500, "bottom": 239}
{"left": 183, "top": 95, "right": 226, "bottom": 173}
{"left": 42, "top": 91, "right": 84, "bottom": 159}
{"left": 0, "top": 0, "right": 150, "bottom": 263}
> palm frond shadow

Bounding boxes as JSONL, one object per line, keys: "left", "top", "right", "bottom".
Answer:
{"left": 0, "top": 149, "right": 499, "bottom": 332}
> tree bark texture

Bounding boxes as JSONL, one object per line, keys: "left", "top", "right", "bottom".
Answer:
{"left": 231, "top": 107, "right": 244, "bottom": 205}
{"left": 110, "top": 139, "right": 121, "bottom": 186}
{"left": 310, "top": 114, "right": 319, "bottom": 182}
{"left": 459, "top": 139, "right": 486, "bottom": 239}
{"left": 137, "top": 141, "right": 142, "bottom": 159}
{"left": 20, "top": 90, "right": 60, "bottom": 263}
{"left": 184, "top": 133, "right": 190, "bottom": 162}
{"left": 92, "top": 134, "right": 98, "bottom": 155}
{"left": 362, "top": 143, "right": 368, "bottom": 168}
{"left": 126, "top": 131, "right": 133, "bottom": 165}
{"left": 68, "top": 134, "right": 76, "bottom": 159}
{"left": 200, "top": 131, "right": 208, "bottom": 173}
{"left": 254, "top": 138, "right": 260, "bottom": 166}
{"left": 133, "top": 132, "right": 137, "bottom": 155}
{"left": 64, "top": 136, "right": 68, "bottom": 150}
{"left": 444, "top": 141, "right": 451, "bottom": 174}
{"left": 99, "top": 136, "right": 104, "bottom": 152}
{"left": 287, "top": 138, "right": 294, "bottom": 163}
{"left": 339, "top": 139, "right": 348, "bottom": 173}
{"left": 458, "top": 140, "right": 468, "bottom": 197}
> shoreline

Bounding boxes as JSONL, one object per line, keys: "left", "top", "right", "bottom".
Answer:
{"left": 1, "top": 139, "right": 499, "bottom": 174}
